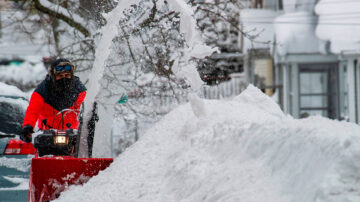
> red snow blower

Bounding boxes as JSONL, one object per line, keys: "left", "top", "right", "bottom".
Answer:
{"left": 3, "top": 105, "right": 113, "bottom": 202}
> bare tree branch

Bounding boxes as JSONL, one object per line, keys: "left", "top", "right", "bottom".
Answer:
{"left": 33, "top": 0, "right": 90, "bottom": 37}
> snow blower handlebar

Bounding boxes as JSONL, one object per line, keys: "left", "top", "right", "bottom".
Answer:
{"left": 52, "top": 108, "right": 79, "bottom": 130}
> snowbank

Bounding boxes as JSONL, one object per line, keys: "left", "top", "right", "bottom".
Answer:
{"left": 315, "top": 0, "right": 360, "bottom": 53}
{"left": 0, "top": 177, "right": 29, "bottom": 190}
{"left": 55, "top": 85, "right": 360, "bottom": 202}
{"left": 0, "top": 156, "right": 32, "bottom": 173}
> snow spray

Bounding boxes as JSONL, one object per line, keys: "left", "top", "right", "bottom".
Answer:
{"left": 78, "top": 0, "right": 217, "bottom": 157}
{"left": 77, "top": 0, "right": 142, "bottom": 158}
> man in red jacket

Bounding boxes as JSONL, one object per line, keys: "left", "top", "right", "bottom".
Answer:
{"left": 20, "top": 58, "right": 86, "bottom": 143}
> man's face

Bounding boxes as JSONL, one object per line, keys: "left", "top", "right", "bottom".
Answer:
{"left": 55, "top": 72, "right": 71, "bottom": 80}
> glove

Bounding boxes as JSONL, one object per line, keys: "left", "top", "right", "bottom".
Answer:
{"left": 20, "top": 125, "right": 33, "bottom": 143}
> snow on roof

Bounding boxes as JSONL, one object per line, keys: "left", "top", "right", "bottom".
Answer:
{"left": 240, "top": 9, "right": 281, "bottom": 53}
{"left": 315, "top": 0, "right": 360, "bottom": 54}
{"left": 274, "top": 11, "right": 320, "bottom": 56}
{"left": 55, "top": 84, "right": 360, "bottom": 202}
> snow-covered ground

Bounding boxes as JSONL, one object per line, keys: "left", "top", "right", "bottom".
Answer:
{"left": 55, "top": 85, "right": 360, "bottom": 202}
{"left": 0, "top": 176, "right": 29, "bottom": 190}
{"left": 0, "top": 156, "right": 31, "bottom": 173}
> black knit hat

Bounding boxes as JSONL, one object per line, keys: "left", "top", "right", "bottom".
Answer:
{"left": 49, "top": 58, "right": 74, "bottom": 79}
{"left": 50, "top": 58, "right": 71, "bottom": 69}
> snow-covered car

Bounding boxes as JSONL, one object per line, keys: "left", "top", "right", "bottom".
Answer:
{"left": 0, "top": 82, "right": 31, "bottom": 201}
{"left": 0, "top": 82, "right": 28, "bottom": 137}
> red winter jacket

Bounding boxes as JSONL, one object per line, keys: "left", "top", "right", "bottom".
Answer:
{"left": 23, "top": 76, "right": 86, "bottom": 130}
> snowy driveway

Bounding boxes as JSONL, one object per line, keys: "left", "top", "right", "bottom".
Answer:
{"left": 0, "top": 138, "right": 31, "bottom": 202}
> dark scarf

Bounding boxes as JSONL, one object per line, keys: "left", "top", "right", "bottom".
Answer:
{"left": 40, "top": 75, "right": 85, "bottom": 111}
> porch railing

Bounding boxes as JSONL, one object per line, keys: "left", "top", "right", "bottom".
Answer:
{"left": 201, "top": 75, "right": 247, "bottom": 99}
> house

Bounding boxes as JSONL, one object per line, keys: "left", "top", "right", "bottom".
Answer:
{"left": 240, "top": 0, "right": 360, "bottom": 123}
{"left": 315, "top": 0, "right": 360, "bottom": 123}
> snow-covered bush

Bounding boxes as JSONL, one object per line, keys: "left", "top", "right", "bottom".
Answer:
{"left": 193, "top": 0, "right": 245, "bottom": 82}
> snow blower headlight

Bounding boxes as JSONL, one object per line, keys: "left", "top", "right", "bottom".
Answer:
{"left": 54, "top": 135, "right": 69, "bottom": 145}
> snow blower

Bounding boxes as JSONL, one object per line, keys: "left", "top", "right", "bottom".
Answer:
{"left": 3, "top": 106, "right": 113, "bottom": 202}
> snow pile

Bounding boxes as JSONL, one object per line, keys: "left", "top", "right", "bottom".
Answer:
{"left": 315, "top": 0, "right": 360, "bottom": 53}
{"left": 0, "top": 156, "right": 32, "bottom": 173}
{"left": 55, "top": 85, "right": 360, "bottom": 202}
{"left": 274, "top": 11, "right": 320, "bottom": 56}
{"left": 0, "top": 177, "right": 29, "bottom": 191}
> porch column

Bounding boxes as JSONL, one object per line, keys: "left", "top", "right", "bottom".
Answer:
{"left": 338, "top": 61, "right": 347, "bottom": 119}
{"left": 291, "top": 63, "right": 299, "bottom": 118}
{"left": 357, "top": 58, "right": 360, "bottom": 123}
{"left": 243, "top": 54, "right": 251, "bottom": 85}
{"left": 347, "top": 58, "right": 357, "bottom": 123}
{"left": 282, "top": 64, "right": 290, "bottom": 114}
{"left": 275, "top": 63, "right": 282, "bottom": 106}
